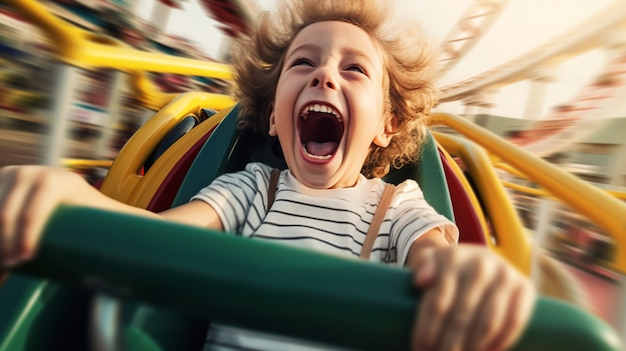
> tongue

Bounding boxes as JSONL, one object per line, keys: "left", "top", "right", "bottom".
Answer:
{"left": 305, "top": 141, "right": 337, "bottom": 156}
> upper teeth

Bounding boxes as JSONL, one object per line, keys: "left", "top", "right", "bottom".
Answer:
{"left": 302, "top": 104, "right": 342, "bottom": 122}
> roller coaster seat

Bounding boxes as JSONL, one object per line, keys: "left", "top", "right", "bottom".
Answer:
{"left": 114, "top": 102, "right": 487, "bottom": 350}
{"left": 121, "top": 102, "right": 476, "bottom": 350}
{"left": 159, "top": 103, "right": 486, "bottom": 245}
{"left": 0, "top": 100, "right": 487, "bottom": 351}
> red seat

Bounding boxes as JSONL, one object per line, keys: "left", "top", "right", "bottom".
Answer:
{"left": 438, "top": 148, "right": 487, "bottom": 245}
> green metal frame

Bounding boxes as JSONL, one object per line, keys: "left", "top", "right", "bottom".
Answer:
{"left": 3, "top": 205, "right": 620, "bottom": 351}
{"left": 0, "top": 106, "right": 620, "bottom": 350}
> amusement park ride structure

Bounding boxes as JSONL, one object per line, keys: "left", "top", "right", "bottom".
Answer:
{"left": 1, "top": 0, "right": 626, "bottom": 350}
{"left": 437, "top": 0, "right": 626, "bottom": 157}
{"left": 435, "top": 0, "right": 512, "bottom": 78}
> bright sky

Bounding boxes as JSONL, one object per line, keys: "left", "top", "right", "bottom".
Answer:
{"left": 136, "top": 0, "right": 619, "bottom": 118}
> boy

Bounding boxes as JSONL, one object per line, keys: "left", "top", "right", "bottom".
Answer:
{"left": 0, "top": 0, "right": 535, "bottom": 350}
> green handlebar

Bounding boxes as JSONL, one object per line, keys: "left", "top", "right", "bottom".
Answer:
{"left": 17, "top": 205, "right": 621, "bottom": 351}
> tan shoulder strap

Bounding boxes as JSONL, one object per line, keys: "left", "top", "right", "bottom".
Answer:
{"left": 267, "top": 168, "right": 281, "bottom": 210}
{"left": 360, "top": 183, "right": 396, "bottom": 260}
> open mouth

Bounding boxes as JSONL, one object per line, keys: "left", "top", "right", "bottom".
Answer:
{"left": 299, "top": 103, "right": 344, "bottom": 160}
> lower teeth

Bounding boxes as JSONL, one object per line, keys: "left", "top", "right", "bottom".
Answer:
{"left": 303, "top": 144, "right": 332, "bottom": 160}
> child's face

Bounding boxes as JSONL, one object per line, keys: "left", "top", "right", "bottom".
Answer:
{"left": 270, "top": 21, "right": 392, "bottom": 189}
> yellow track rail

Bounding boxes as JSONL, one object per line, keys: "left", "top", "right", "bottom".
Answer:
{"left": 495, "top": 162, "right": 626, "bottom": 201}
{"left": 432, "top": 112, "right": 626, "bottom": 274}
{"left": 434, "top": 132, "right": 531, "bottom": 273}
{"left": 10, "top": 0, "right": 236, "bottom": 110}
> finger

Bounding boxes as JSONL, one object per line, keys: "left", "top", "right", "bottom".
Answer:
{"left": 13, "top": 168, "right": 74, "bottom": 262}
{"left": 436, "top": 258, "right": 492, "bottom": 351}
{"left": 13, "top": 178, "right": 55, "bottom": 261}
{"left": 486, "top": 279, "right": 536, "bottom": 351}
{"left": 1, "top": 166, "right": 65, "bottom": 266}
{"left": 464, "top": 271, "right": 512, "bottom": 351}
{"left": 412, "top": 249, "right": 456, "bottom": 351}
{"left": 0, "top": 167, "right": 32, "bottom": 266}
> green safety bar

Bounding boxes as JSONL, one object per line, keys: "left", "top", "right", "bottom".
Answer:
{"left": 13, "top": 205, "right": 621, "bottom": 351}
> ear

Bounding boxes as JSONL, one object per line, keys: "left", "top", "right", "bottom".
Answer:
{"left": 373, "top": 114, "right": 396, "bottom": 147}
{"left": 268, "top": 103, "right": 277, "bottom": 136}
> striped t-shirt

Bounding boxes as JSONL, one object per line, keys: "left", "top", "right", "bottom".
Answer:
{"left": 192, "top": 162, "right": 457, "bottom": 264}
{"left": 191, "top": 162, "right": 458, "bottom": 351}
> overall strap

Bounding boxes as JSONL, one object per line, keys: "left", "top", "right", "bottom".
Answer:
{"left": 360, "top": 183, "right": 396, "bottom": 260}
{"left": 266, "top": 169, "right": 395, "bottom": 260}
{"left": 267, "top": 168, "right": 281, "bottom": 209}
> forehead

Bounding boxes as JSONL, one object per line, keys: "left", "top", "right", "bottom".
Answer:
{"left": 287, "top": 21, "right": 385, "bottom": 66}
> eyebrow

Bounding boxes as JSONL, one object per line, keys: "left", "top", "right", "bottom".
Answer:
{"left": 287, "top": 43, "right": 379, "bottom": 68}
{"left": 286, "top": 43, "right": 319, "bottom": 58}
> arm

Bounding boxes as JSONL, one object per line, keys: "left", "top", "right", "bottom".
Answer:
{"left": 160, "top": 200, "right": 224, "bottom": 231}
{"left": 0, "top": 165, "right": 223, "bottom": 268}
{"left": 405, "top": 228, "right": 535, "bottom": 351}
{"left": 405, "top": 228, "right": 449, "bottom": 268}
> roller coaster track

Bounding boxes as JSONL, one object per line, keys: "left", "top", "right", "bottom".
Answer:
{"left": 436, "top": 0, "right": 511, "bottom": 78}
{"left": 439, "top": 0, "right": 626, "bottom": 103}
{"left": 438, "top": 0, "right": 626, "bottom": 156}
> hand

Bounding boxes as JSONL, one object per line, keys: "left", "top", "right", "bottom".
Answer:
{"left": 410, "top": 244, "right": 535, "bottom": 351}
{"left": 0, "top": 165, "right": 89, "bottom": 268}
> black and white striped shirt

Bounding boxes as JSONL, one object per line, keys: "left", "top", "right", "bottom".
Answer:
{"left": 192, "top": 162, "right": 457, "bottom": 265}
{"left": 192, "top": 162, "right": 458, "bottom": 351}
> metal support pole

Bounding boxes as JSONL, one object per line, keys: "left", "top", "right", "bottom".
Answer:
{"left": 42, "top": 64, "right": 80, "bottom": 166}
{"left": 524, "top": 79, "right": 548, "bottom": 120}
{"left": 532, "top": 198, "right": 557, "bottom": 284}
{"left": 95, "top": 71, "right": 125, "bottom": 159}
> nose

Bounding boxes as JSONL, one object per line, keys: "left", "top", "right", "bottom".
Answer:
{"left": 309, "top": 66, "right": 337, "bottom": 90}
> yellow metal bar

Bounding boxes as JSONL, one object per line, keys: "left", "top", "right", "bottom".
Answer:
{"left": 128, "top": 109, "right": 226, "bottom": 209}
{"left": 434, "top": 132, "right": 531, "bottom": 274}
{"left": 99, "top": 93, "right": 233, "bottom": 203}
{"left": 501, "top": 181, "right": 551, "bottom": 198}
{"left": 130, "top": 72, "right": 236, "bottom": 111}
{"left": 11, "top": 0, "right": 236, "bottom": 112}
{"left": 432, "top": 112, "right": 626, "bottom": 274}
{"left": 11, "top": 0, "right": 80, "bottom": 49}
{"left": 495, "top": 162, "right": 626, "bottom": 201}
{"left": 493, "top": 161, "right": 526, "bottom": 179}
{"left": 11, "top": 0, "right": 233, "bottom": 78}
{"left": 62, "top": 159, "right": 114, "bottom": 169}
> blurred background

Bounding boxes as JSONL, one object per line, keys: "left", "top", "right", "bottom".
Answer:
{"left": 1, "top": 0, "right": 625, "bottom": 343}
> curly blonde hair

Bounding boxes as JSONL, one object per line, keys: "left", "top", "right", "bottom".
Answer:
{"left": 231, "top": 0, "right": 439, "bottom": 178}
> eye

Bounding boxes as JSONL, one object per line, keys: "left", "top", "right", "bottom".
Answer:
{"left": 345, "top": 63, "right": 367, "bottom": 75}
{"left": 290, "top": 58, "right": 314, "bottom": 68}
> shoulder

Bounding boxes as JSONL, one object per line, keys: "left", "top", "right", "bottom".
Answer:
{"left": 388, "top": 179, "right": 425, "bottom": 200}
{"left": 196, "top": 162, "right": 274, "bottom": 196}
{"left": 243, "top": 162, "right": 274, "bottom": 178}
{"left": 358, "top": 178, "right": 424, "bottom": 206}
{"left": 233, "top": 162, "right": 276, "bottom": 188}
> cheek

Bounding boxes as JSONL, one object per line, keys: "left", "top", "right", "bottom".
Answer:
{"left": 273, "top": 92, "right": 295, "bottom": 120}
{"left": 275, "top": 73, "right": 297, "bottom": 97}
{"left": 272, "top": 111, "right": 296, "bottom": 142}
